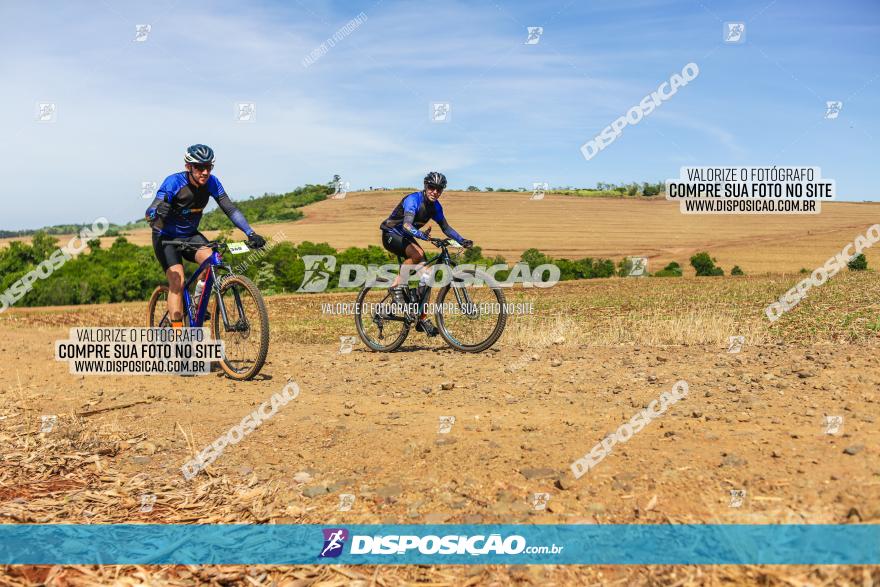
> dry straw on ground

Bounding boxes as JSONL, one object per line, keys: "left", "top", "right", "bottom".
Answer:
{"left": 2, "top": 274, "right": 879, "bottom": 585}
{"left": 1, "top": 381, "right": 877, "bottom": 585}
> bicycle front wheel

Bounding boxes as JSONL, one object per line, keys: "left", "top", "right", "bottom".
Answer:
{"left": 436, "top": 268, "right": 507, "bottom": 352}
{"left": 211, "top": 276, "right": 269, "bottom": 380}
{"left": 147, "top": 285, "right": 172, "bottom": 327}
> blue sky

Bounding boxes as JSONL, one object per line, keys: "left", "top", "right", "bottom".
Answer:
{"left": 1, "top": 0, "right": 878, "bottom": 229}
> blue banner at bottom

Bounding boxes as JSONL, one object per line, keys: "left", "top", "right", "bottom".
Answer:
{"left": 0, "top": 524, "right": 877, "bottom": 565}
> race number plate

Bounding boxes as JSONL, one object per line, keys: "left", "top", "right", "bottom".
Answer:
{"left": 227, "top": 242, "right": 250, "bottom": 255}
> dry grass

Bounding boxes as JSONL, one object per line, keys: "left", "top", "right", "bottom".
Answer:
{"left": 4, "top": 271, "right": 880, "bottom": 348}
{"left": 0, "top": 405, "right": 875, "bottom": 587}
{"left": 503, "top": 304, "right": 772, "bottom": 348}
{"left": 494, "top": 272, "right": 880, "bottom": 348}
{"left": 5, "top": 409, "right": 871, "bottom": 586}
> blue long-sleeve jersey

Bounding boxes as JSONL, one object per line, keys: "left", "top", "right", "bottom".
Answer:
{"left": 380, "top": 191, "right": 465, "bottom": 243}
{"left": 145, "top": 172, "right": 254, "bottom": 238}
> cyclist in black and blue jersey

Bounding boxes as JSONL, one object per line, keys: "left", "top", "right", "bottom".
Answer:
{"left": 145, "top": 144, "right": 265, "bottom": 329}
{"left": 380, "top": 171, "right": 473, "bottom": 336}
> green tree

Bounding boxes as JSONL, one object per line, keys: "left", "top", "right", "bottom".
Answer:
{"left": 643, "top": 183, "right": 661, "bottom": 196}
{"left": 466, "top": 186, "right": 480, "bottom": 192}
{"left": 690, "top": 252, "right": 724, "bottom": 276}
{"left": 731, "top": 265, "right": 744, "bottom": 276}
{"left": 255, "top": 262, "right": 277, "bottom": 294}
{"left": 520, "top": 248, "right": 551, "bottom": 269}
{"left": 847, "top": 254, "right": 868, "bottom": 271}
{"left": 31, "top": 231, "right": 59, "bottom": 258}
{"left": 653, "top": 261, "right": 683, "bottom": 277}
{"left": 462, "top": 245, "right": 483, "bottom": 263}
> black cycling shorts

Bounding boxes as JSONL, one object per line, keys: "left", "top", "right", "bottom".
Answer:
{"left": 381, "top": 230, "right": 421, "bottom": 258}
{"left": 152, "top": 232, "right": 209, "bottom": 272}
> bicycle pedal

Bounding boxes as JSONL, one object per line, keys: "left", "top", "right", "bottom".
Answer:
{"left": 416, "top": 320, "right": 439, "bottom": 337}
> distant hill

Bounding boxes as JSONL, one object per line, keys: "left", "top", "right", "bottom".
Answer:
{"left": 1, "top": 183, "right": 334, "bottom": 237}
{"left": 0, "top": 224, "right": 130, "bottom": 239}
{"left": 197, "top": 183, "right": 333, "bottom": 230}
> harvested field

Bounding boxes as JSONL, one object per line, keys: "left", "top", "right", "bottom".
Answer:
{"left": 2, "top": 272, "right": 879, "bottom": 585}
{"left": 4, "top": 192, "right": 880, "bottom": 275}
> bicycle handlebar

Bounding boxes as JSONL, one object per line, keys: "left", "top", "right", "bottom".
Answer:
{"left": 429, "top": 238, "right": 470, "bottom": 251}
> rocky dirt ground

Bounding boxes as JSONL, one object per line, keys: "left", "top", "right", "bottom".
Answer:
{"left": 1, "top": 283, "right": 878, "bottom": 585}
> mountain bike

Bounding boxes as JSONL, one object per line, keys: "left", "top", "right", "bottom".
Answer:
{"left": 354, "top": 238, "right": 507, "bottom": 352}
{"left": 146, "top": 240, "right": 269, "bottom": 380}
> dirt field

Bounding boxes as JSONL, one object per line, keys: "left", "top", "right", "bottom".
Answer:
{"left": 4, "top": 191, "right": 880, "bottom": 275}
{"left": 1, "top": 272, "right": 879, "bottom": 585}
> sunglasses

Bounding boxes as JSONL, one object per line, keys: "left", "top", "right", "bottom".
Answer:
{"left": 425, "top": 184, "right": 444, "bottom": 191}
{"left": 192, "top": 163, "right": 214, "bottom": 172}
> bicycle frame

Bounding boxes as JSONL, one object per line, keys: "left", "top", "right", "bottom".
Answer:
{"left": 396, "top": 242, "right": 455, "bottom": 277}
{"left": 392, "top": 242, "right": 476, "bottom": 316}
{"left": 181, "top": 251, "right": 221, "bottom": 327}
{"left": 176, "top": 249, "right": 246, "bottom": 332}
{"left": 423, "top": 243, "right": 479, "bottom": 316}
{"left": 154, "top": 205, "right": 256, "bottom": 335}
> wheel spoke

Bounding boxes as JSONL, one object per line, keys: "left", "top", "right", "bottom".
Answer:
{"left": 356, "top": 286, "right": 409, "bottom": 351}
{"left": 213, "top": 278, "right": 269, "bottom": 379}
{"left": 437, "top": 271, "right": 507, "bottom": 351}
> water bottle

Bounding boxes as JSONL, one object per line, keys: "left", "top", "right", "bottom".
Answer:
{"left": 193, "top": 279, "right": 205, "bottom": 308}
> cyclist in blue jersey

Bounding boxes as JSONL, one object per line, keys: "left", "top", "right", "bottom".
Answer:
{"left": 145, "top": 144, "right": 266, "bottom": 328}
{"left": 380, "top": 171, "right": 473, "bottom": 336}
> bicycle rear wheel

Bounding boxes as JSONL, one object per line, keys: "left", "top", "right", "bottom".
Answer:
{"left": 354, "top": 284, "right": 410, "bottom": 352}
{"left": 211, "top": 276, "right": 269, "bottom": 380}
{"left": 436, "top": 268, "right": 507, "bottom": 352}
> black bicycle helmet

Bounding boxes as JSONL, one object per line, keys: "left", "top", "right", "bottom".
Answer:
{"left": 423, "top": 171, "right": 447, "bottom": 190}
{"left": 185, "top": 144, "right": 215, "bottom": 164}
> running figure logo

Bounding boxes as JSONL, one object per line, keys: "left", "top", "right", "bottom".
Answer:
{"left": 626, "top": 257, "right": 648, "bottom": 277}
{"left": 236, "top": 102, "right": 256, "bottom": 122}
{"left": 298, "top": 255, "right": 337, "bottom": 292}
{"left": 531, "top": 182, "right": 548, "bottom": 200}
{"left": 39, "top": 415, "right": 58, "bottom": 433}
{"left": 134, "top": 24, "right": 151, "bottom": 42}
{"left": 139, "top": 494, "right": 156, "bottom": 513}
{"left": 141, "top": 181, "right": 158, "bottom": 199}
{"left": 824, "top": 415, "right": 843, "bottom": 435}
{"left": 727, "top": 335, "right": 744, "bottom": 353}
{"left": 723, "top": 22, "right": 745, "bottom": 43}
{"left": 331, "top": 179, "right": 350, "bottom": 200}
{"left": 36, "top": 102, "right": 57, "bottom": 122}
{"left": 729, "top": 489, "right": 747, "bottom": 508}
{"left": 525, "top": 27, "right": 543, "bottom": 45}
{"left": 430, "top": 102, "right": 451, "bottom": 123}
{"left": 532, "top": 492, "right": 551, "bottom": 510}
{"left": 824, "top": 101, "right": 843, "bottom": 119}
{"left": 339, "top": 335, "right": 356, "bottom": 354}
{"left": 338, "top": 494, "right": 356, "bottom": 511}
{"left": 319, "top": 528, "right": 349, "bottom": 558}
{"left": 438, "top": 416, "right": 456, "bottom": 434}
